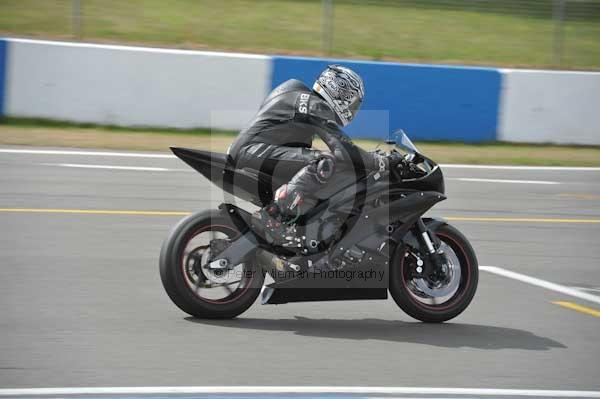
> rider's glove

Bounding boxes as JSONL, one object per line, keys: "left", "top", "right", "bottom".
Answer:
{"left": 387, "top": 151, "right": 412, "bottom": 178}
{"left": 387, "top": 151, "right": 406, "bottom": 170}
{"left": 370, "top": 151, "right": 408, "bottom": 175}
{"left": 372, "top": 152, "right": 388, "bottom": 172}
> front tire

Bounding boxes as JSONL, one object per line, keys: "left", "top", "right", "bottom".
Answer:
{"left": 159, "top": 209, "right": 264, "bottom": 318}
{"left": 389, "top": 223, "right": 478, "bottom": 323}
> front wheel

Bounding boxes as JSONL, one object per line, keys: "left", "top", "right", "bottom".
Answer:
{"left": 389, "top": 223, "right": 478, "bottom": 323}
{"left": 159, "top": 209, "right": 264, "bottom": 318}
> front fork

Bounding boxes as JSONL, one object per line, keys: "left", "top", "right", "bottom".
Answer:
{"left": 414, "top": 218, "right": 446, "bottom": 278}
{"left": 416, "top": 218, "right": 437, "bottom": 253}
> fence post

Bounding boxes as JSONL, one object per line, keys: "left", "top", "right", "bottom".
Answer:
{"left": 322, "top": 0, "right": 334, "bottom": 55}
{"left": 552, "top": 0, "right": 566, "bottom": 66}
{"left": 72, "top": 0, "right": 82, "bottom": 39}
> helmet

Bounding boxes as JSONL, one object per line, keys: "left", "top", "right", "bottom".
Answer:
{"left": 313, "top": 65, "right": 365, "bottom": 126}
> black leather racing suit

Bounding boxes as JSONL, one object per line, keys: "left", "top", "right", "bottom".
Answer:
{"left": 229, "top": 79, "right": 383, "bottom": 217}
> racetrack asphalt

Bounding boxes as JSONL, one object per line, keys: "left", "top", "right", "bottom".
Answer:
{"left": 0, "top": 146, "right": 599, "bottom": 392}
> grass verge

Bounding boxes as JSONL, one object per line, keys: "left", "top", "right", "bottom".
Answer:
{"left": 1, "top": 118, "right": 599, "bottom": 166}
{"left": 0, "top": 0, "right": 599, "bottom": 69}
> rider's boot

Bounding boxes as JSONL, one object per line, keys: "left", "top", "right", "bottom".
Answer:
{"left": 251, "top": 204, "right": 290, "bottom": 246}
{"left": 251, "top": 184, "right": 314, "bottom": 247}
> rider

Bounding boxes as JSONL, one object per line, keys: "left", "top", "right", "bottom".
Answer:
{"left": 229, "top": 65, "right": 404, "bottom": 245}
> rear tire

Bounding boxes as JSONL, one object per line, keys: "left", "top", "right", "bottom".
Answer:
{"left": 389, "top": 223, "right": 478, "bottom": 323}
{"left": 159, "top": 209, "right": 264, "bottom": 319}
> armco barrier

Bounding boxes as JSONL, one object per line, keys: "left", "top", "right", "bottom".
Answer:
{"left": 499, "top": 69, "right": 600, "bottom": 145}
{"left": 271, "top": 56, "right": 502, "bottom": 142}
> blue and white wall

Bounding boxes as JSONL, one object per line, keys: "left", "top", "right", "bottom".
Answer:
{"left": 499, "top": 69, "right": 600, "bottom": 145}
{"left": 0, "top": 38, "right": 271, "bottom": 131}
{"left": 1, "top": 38, "right": 599, "bottom": 144}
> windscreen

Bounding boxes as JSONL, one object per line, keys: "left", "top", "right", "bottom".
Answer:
{"left": 394, "top": 130, "right": 420, "bottom": 155}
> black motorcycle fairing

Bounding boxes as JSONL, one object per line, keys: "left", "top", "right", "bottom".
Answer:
{"left": 329, "top": 176, "right": 446, "bottom": 216}
{"left": 205, "top": 169, "right": 446, "bottom": 271}
{"left": 399, "top": 164, "right": 445, "bottom": 194}
{"left": 171, "top": 147, "right": 229, "bottom": 180}
{"left": 264, "top": 287, "right": 388, "bottom": 305}
{"left": 260, "top": 193, "right": 446, "bottom": 301}
{"left": 171, "top": 146, "right": 445, "bottom": 210}
{"left": 173, "top": 147, "right": 446, "bottom": 295}
{"left": 171, "top": 147, "right": 286, "bottom": 206}
{"left": 323, "top": 190, "right": 446, "bottom": 264}
{"left": 371, "top": 191, "right": 446, "bottom": 225}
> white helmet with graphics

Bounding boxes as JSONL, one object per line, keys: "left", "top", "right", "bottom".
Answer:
{"left": 313, "top": 64, "right": 365, "bottom": 127}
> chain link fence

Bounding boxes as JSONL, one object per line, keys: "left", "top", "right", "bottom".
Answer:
{"left": 319, "top": 0, "right": 600, "bottom": 68}
{"left": 1, "top": 0, "right": 599, "bottom": 69}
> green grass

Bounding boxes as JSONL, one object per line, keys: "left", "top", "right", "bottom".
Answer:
{"left": 0, "top": 0, "right": 599, "bottom": 69}
{"left": 2, "top": 117, "right": 600, "bottom": 166}
{"left": 0, "top": 117, "right": 235, "bottom": 136}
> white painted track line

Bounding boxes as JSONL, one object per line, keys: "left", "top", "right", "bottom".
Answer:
{"left": 480, "top": 266, "right": 600, "bottom": 305}
{"left": 451, "top": 178, "right": 560, "bottom": 185}
{"left": 1, "top": 386, "right": 600, "bottom": 398}
{"left": 7, "top": 37, "right": 271, "bottom": 59}
{"left": 0, "top": 148, "right": 174, "bottom": 158}
{"left": 440, "top": 164, "right": 600, "bottom": 171}
{"left": 53, "top": 163, "right": 172, "bottom": 172}
{"left": 51, "top": 163, "right": 186, "bottom": 172}
{"left": 2, "top": 148, "right": 600, "bottom": 171}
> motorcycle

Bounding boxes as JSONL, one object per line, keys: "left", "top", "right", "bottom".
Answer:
{"left": 160, "top": 131, "right": 478, "bottom": 322}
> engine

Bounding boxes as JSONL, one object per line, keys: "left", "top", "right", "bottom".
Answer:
{"left": 317, "top": 216, "right": 345, "bottom": 248}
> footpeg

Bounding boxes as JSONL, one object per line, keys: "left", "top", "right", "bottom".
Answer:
{"left": 287, "top": 263, "right": 301, "bottom": 272}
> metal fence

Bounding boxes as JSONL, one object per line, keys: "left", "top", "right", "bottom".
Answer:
{"left": 318, "top": 0, "right": 600, "bottom": 66}
{"left": 3, "top": 0, "right": 599, "bottom": 69}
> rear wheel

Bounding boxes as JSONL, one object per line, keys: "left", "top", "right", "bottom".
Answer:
{"left": 159, "top": 210, "right": 264, "bottom": 318}
{"left": 389, "top": 223, "right": 478, "bottom": 323}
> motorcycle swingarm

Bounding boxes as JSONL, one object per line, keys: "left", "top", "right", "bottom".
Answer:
{"left": 208, "top": 204, "right": 262, "bottom": 268}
